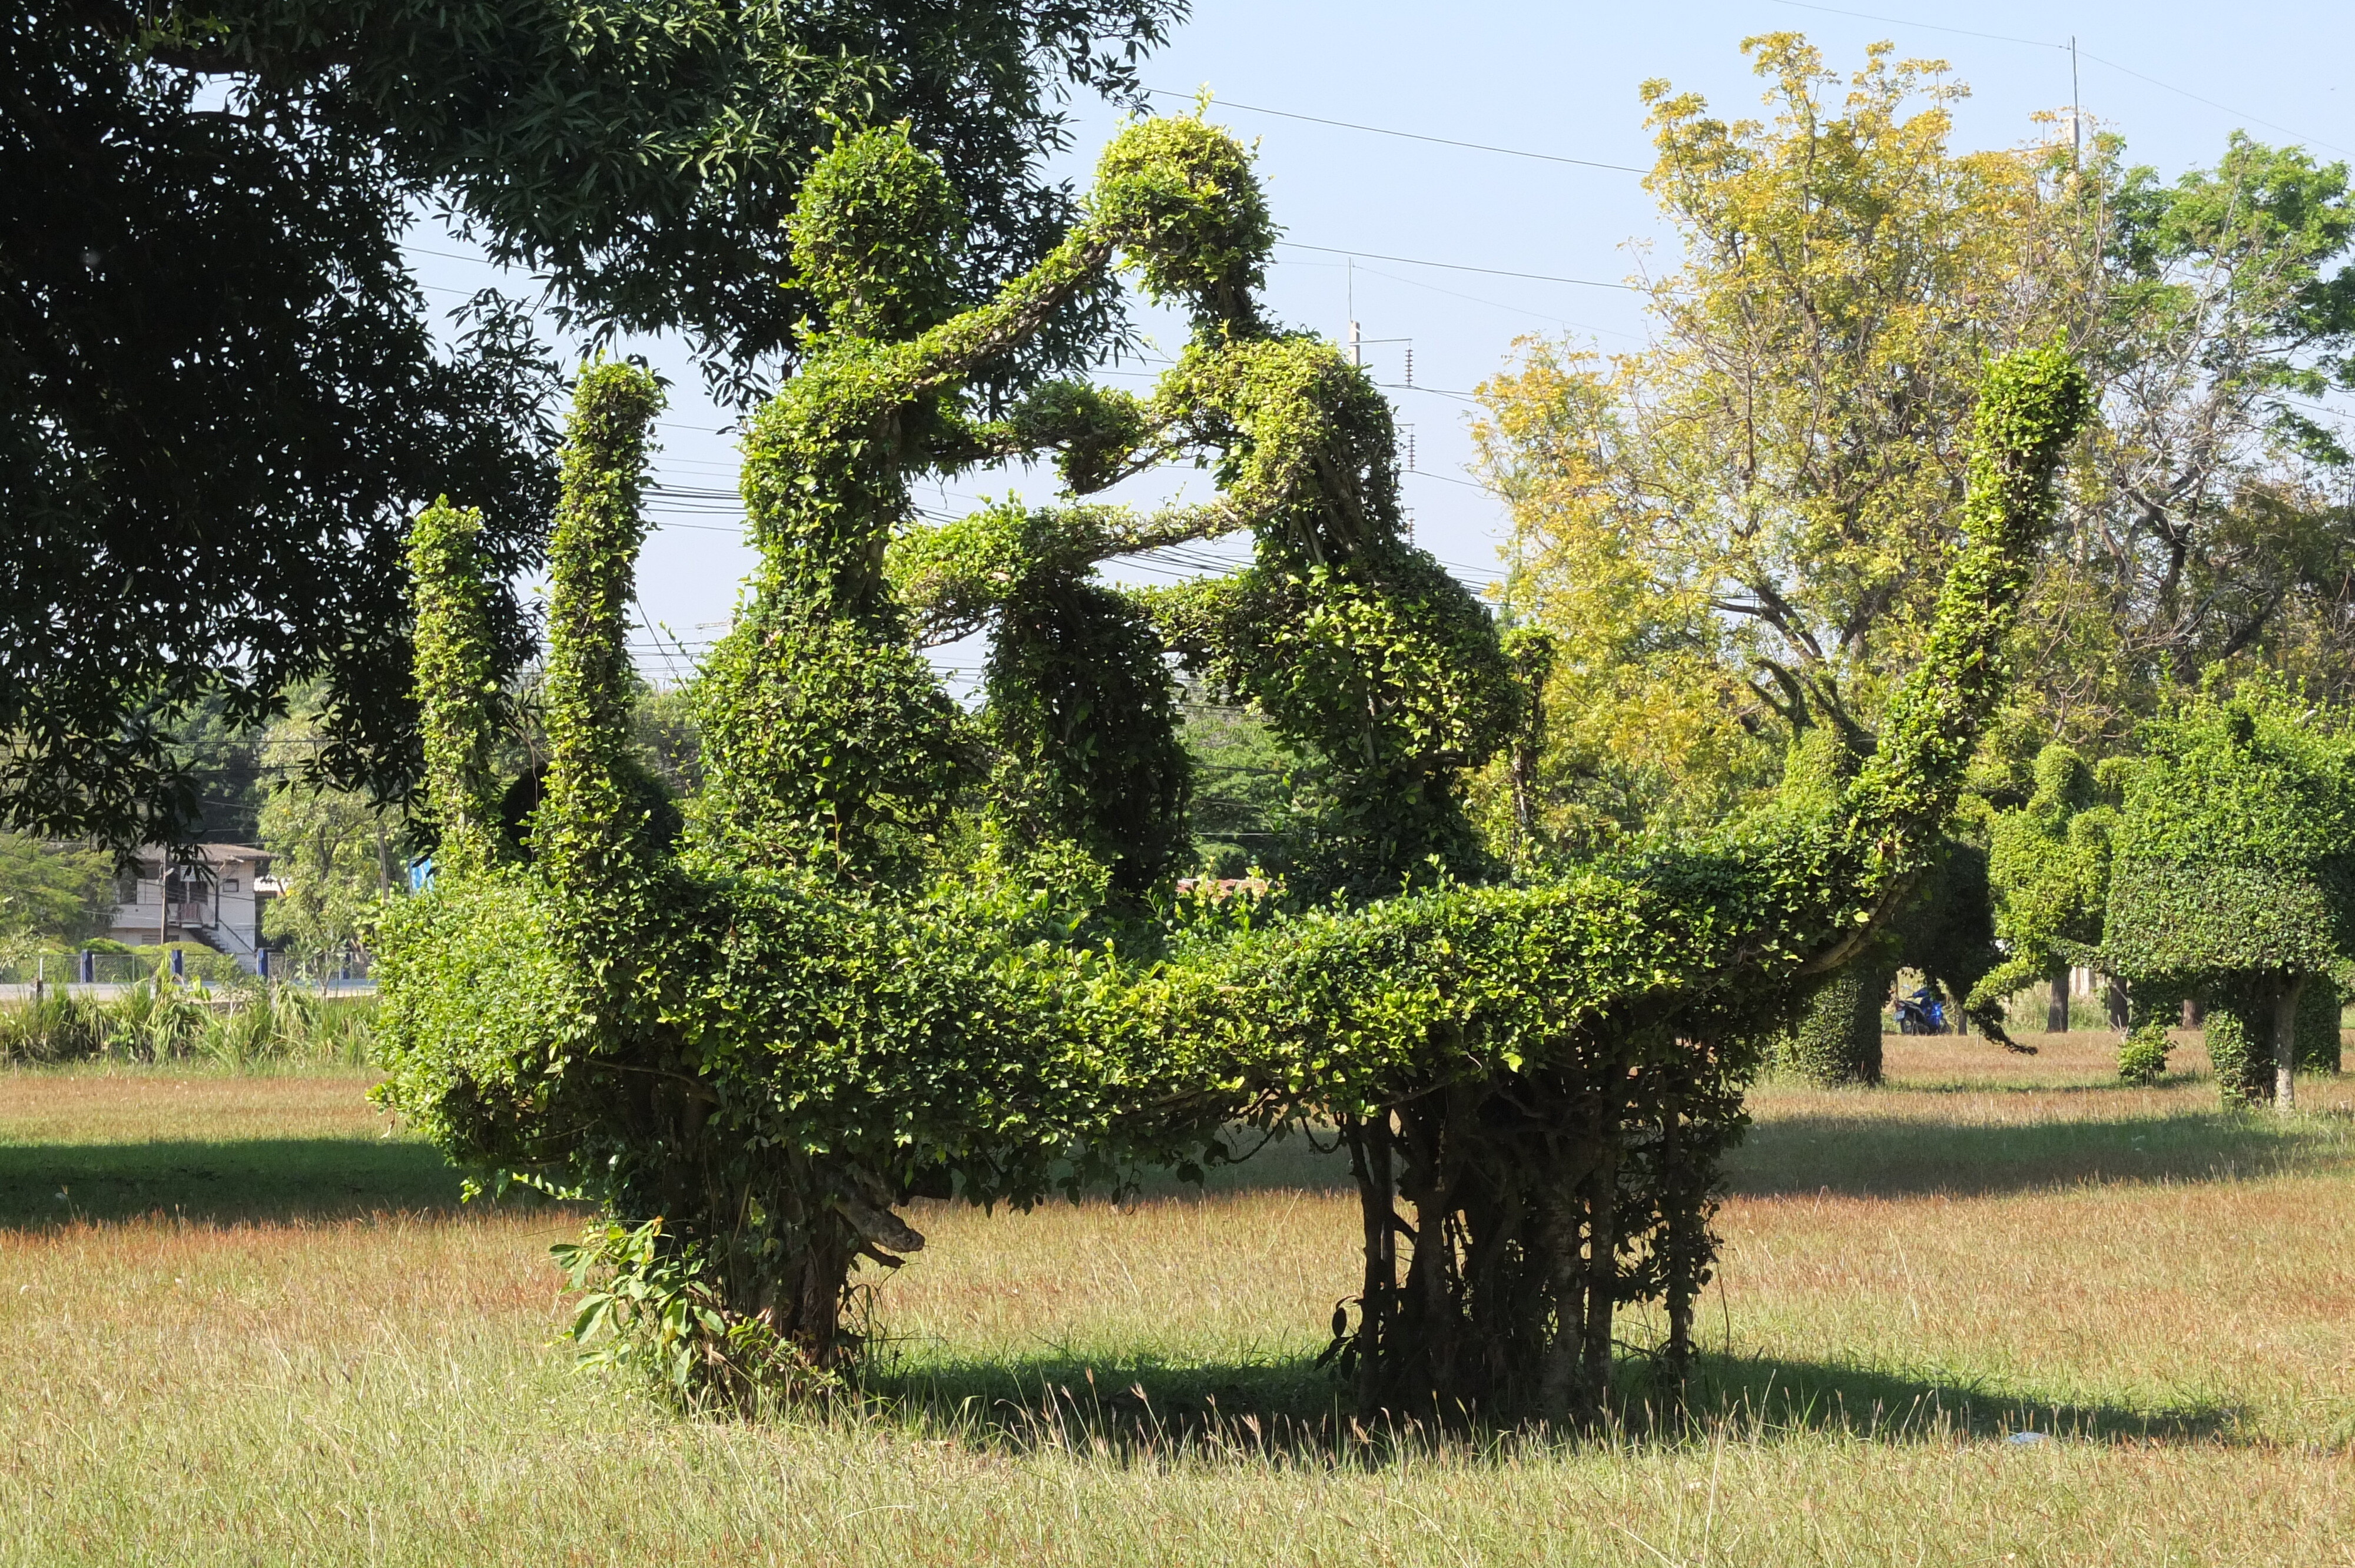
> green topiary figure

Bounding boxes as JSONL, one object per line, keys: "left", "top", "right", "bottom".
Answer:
{"left": 379, "top": 115, "right": 1391, "bottom": 1393}
{"left": 2092, "top": 673, "right": 2355, "bottom": 1111}
{"left": 1769, "top": 726, "right": 2021, "bottom": 1087}
{"left": 379, "top": 109, "right": 2091, "bottom": 1427}
{"left": 2298, "top": 976, "right": 2344, "bottom": 1075}
{"left": 1968, "top": 743, "right": 2118, "bottom": 1037}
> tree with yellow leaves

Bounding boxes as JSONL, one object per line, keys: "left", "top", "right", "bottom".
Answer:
{"left": 1475, "top": 34, "right": 2072, "bottom": 852}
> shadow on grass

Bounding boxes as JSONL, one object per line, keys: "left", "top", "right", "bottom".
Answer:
{"left": 1673, "top": 1351, "right": 2238, "bottom": 1445}
{"left": 850, "top": 1346, "right": 2237, "bottom": 1461}
{"left": 1724, "top": 1108, "right": 2350, "bottom": 1199}
{"left": 0, "top": 1138, "right": 470, "bottom": 1227}
{"left": 1109, "top": 1094, "right": 2355, "bottom": 1204}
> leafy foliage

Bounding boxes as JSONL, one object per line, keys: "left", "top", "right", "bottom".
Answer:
{"left": 256, "top": 707, "right": 409, "bottom": 970}
{"left": 2095, "top": 672, "right": 2355, "bottom": 1107}
{"left": 1474, "top": 35, "right": 2355, "bottom": 899}
{"left": 0, "top": 833, "right": 115, "bottom": 948}
{"left": 0, "top": 6, "right": 555, "bottom": 850}
{"left": 6, "top": 0, "right": 1186, "bottom": 849}
{"left": 139, "top": 0, "right": 1185, "bottom": 403}
{"left": 379, "top": 110, "right": 2089, "bottom": 1428}
{"left": 1968, "top": 744, "right": 2120, "bottom": 1026}
{"left": 1472, "top": 35, "right": 2068, "bottom": 855}
{"left": 1780, "top": 964, "right": 1885, "bottom": 1087}
{"left": 2042, "top": 132, "right": 2355, "bottom": 729}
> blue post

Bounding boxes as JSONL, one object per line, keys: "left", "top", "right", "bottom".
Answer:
{"left": 170, "top": 947, "right": 185, "bottom": 982}
{"left": 79, "top": 949, "right": 94, "bottom": 985}
{"left": 257, "top": 948, "right": 271, "bottom": 981}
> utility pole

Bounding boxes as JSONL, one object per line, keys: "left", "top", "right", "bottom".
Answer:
{"left": 2069, "top": 36, "right": 2081, "bottom": 172}
{"left": 1346, "top": 256, "right": 1361, "bottom": 367}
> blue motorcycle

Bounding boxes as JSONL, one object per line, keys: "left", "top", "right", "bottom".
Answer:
{"left": 1895, "top": 985, "right": 1945, "bottom": 1034}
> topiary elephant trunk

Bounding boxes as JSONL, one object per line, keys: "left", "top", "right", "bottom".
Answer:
{"left": 1312, "top": 343, "right": 2091, "bottom": 1422}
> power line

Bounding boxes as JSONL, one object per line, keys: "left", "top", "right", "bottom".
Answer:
{"left": 1345, "top": 261, "right": 1643, "bottom": 341}
{"left": 1765, "top": 0, "right": 2349, "bottom": 158}
{"left": 1381, "top": 381, "right": 1483, "bottom": 404}
{"left": 1146, "top": 88, "right": 1647, "bottom": 175}
{"left": 1276, "top": 242, "right": 1644, "bottom": 293}
{"left": 2076, "top": 47, "right": 2349, "bottom": 158}
{"left": 1764, "top": 0, "right": 2058, "bottom": 49}
{"left": 1405, "top": 469, "right": 1492, "bottom": 494}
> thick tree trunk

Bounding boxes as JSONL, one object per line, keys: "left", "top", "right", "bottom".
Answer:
{"left": 2273, "top": 974, "right": 2304, "bottom": 1114}
{"left": 2046, "top": 964, "right": 2071, "bottom": 1033}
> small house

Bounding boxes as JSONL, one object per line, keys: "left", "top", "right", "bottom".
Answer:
{"left": 107, "top": 845, "right": 276, "bottom": 972}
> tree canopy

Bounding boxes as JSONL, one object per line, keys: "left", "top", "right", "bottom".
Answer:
{"left": 1472, "top": 35, "right": 2065, "bottom": 852}
{"left": 0, "top": 833, "right": 115, "bottom": 951}
{"left": 2, "top": 0, "right": 1184, "bottom": 851}
{"left": 2038, "top": 132, "right": 2355, "bottom": 733}
{"left": 1472, "top": 35, "right": 2355, "bottom": 859}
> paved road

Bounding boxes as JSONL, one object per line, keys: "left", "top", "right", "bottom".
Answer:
{"left": 0, "top": 981, "right": 377, "bottom": 1004}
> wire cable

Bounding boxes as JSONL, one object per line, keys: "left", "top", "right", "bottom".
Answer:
{"left": 1276, "top": 241, "right": 1644, "bottom": 293}
{"left": 1766, "top": 0, "right": 2349, "bottom": 157}
{"left": 1144, "top": 87, "right": 1648, "bottom": 174}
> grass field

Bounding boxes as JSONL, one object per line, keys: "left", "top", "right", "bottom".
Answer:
{"left": 1, "top": 1035, "right": 2351, "bottom": 1564}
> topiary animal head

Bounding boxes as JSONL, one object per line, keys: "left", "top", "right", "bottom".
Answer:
{"left": 2028, "top": 742, "right": 2098, "bottom": 821}
{"left": 787, "top": 124, "right": 964, "bottom": 340}
{"left": 1090, "top": 114, "right": 1274, "bottom": 332}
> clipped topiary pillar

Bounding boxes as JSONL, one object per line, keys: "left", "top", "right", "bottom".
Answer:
{"left": 2297, "top": 976, "right": 2344, "bottom": 1076}
{"left": 2199, "top": 975, "right": 2273, "bottom": 1104}
{"left": 1781, "top": 960, "right": 1888, "bottom": 1085}
{"left": 2092, "top": 675, "right": 2355, "bottom": 1113}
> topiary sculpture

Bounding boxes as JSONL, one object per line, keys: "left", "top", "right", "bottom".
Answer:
{"left": 2094, "top": 674, "right": 2355, "bottom": 1111}
{"left": 1762, "top": 719, "right": 2022, "bottom": 1088}
{"left": 1968, "top": 743, "right": 2119, "bottom": 1042}
{"left": 377, "top": 110, "right": 2091, "bottom": 1427}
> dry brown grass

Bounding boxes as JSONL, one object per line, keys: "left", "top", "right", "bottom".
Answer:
{"left": 1, "top": 1043, "right": 2352, "bottom": 1564}
{"left": 0, "top": 1064, "right": 392, "bottom": 1144}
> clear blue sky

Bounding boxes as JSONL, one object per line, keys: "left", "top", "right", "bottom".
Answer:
{"left": 404, "top": 1, "right": 2354, "bottom": 689}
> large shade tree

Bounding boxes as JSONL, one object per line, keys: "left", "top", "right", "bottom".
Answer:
{"left": 2036, "top": 132, "right": 2355, "bottom": 735}
{"left": 2, "top": 0, "right": 1183, "bottom": 849}
{"left": 1474, "top": 37, "right": 2355, "bottom": 856}
{"left": 1471, "top": 34, "right": 2067, "bottom": 856}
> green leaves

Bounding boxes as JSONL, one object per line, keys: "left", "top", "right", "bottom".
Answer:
{"left": 2100, "top": 672, "right": 2355, "bottom": 990}
{"left": 380, "top": 119, "right": 2092, "bottom": 1419}
{"left": 1090, "top": 114, "right": 1275, "bottom": 331}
